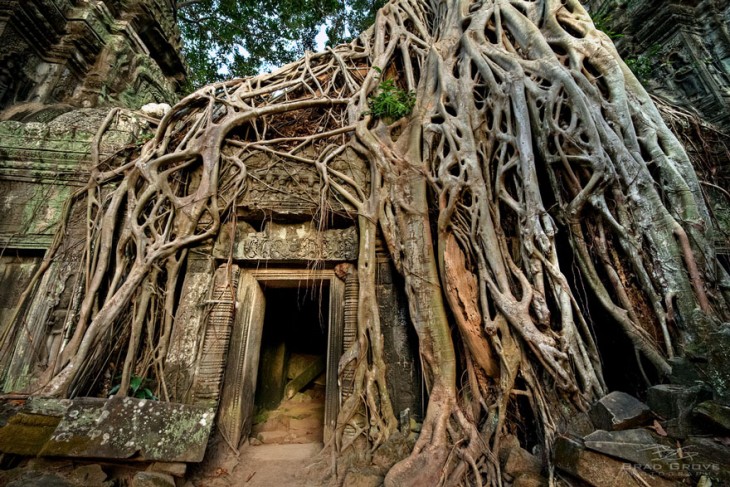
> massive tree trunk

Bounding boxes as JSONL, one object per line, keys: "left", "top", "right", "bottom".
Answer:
{"left": 6, "top": 0, "right": 729, "bottom": 485}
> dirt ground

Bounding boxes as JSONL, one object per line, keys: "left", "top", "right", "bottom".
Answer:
{"left": 187, "top": 385, "right": 330, "bottom": 487}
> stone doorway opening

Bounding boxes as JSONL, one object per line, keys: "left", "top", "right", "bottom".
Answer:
{"left": 252, "top": 285, "right": 330, "bottom": 444}
{"left": 215, "top": 268, "right": 346, "bottom": 450}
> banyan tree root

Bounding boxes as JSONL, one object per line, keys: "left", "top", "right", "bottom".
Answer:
{"left": 7, "top": 0, "right": 728, "bottom": 485}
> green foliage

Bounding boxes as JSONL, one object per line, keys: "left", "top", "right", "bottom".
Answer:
{"left": 366, "top": 68, "right": 416, "bottom": 120}
{"left": 591, "top": 12, "right": 624, "bottom": 40}
{"left": 178, "top": 0, "right": 385, "bottom": 88}
{"left": 109, "top": 375, "right": 157, "bottom": 400}
{"left": 625, "top": 45, "right": 661, "bottom": 82}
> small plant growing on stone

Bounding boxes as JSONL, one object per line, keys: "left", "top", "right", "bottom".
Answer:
{"left": 625, "top": 45, "right": 661, "bottom": 82}
{"left": 366, "top": 67, "right": 416, "bottom": 120}
{"left": 109, "top": 374, "right": 157, "bottom": 400}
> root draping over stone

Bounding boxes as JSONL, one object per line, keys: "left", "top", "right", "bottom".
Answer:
{"left": 9, "top": 0, "right": 729, "bottom": 485}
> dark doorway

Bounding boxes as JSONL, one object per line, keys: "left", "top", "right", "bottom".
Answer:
{"left": 252, "top": 285, "right": 329, "bottom": 444}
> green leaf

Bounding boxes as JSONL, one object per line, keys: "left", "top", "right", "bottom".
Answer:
{"left": 142, "top": 388, "right": 157, "bottom": 400}
{"left": 130, "top": 375, "right": 143, "bottom": 393}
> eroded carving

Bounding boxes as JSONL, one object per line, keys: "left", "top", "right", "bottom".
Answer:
{"left": 215, "top": 221, "right": 358, "bottom": 262}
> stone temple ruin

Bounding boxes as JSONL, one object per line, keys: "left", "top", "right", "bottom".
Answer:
{"left": 0, "top": 1, "right": 729, "bottom": 486}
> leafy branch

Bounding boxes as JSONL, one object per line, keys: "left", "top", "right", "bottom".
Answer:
{"left": 366, "top": 67, "right": 416, "bottom": 120}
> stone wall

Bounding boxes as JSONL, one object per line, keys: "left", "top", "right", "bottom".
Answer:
{"left": 0, "top": 0, "right": 185, "bottom": 114}
{"left": 0, "top": 108, "right": 149, "bottom": 391}
{"left": 583, "top": 0, "right": 730, "bottom": 130}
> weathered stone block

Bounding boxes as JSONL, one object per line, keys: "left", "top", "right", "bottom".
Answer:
{"left": 39, "top": 397, "right": 215, "bottom": 462}
{"left": 554, "top": 436, "right": 675, "bottom": 487}
{"left": 5, "top": 471, "right": 75, "bottom": 487}
{"left": 0, "top": 412, "right": 61, "bottom": 455}
{"left": 668, "top": 357, "right": 702, "bottom": 386}
{"left": 501, "top": 446, "right": 542, "bottom": 477}
{"left": 683, "top": 437, "right": 730, "bottom": 484}
{"left": 588, "top": 391, "right": 652, "bottom": 431}
{"left": 647, "top": 384, "right": 712, "bottom": 420}
{"left": 583, "top": 429, "right": 685, "bottom": 479}
{"left": 131, "top": 471, "right": 176, "bottom": 487}
{"left": 68, "top": 464, "right": 108, "bottom": 486}
{"left": 693, "top": 400, "right": 730, "bottom": 431}
{"left": 562, "top": 411, "right": 595, "bottom": 438}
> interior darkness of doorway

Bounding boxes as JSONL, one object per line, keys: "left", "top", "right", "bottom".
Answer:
{"left": 255, "top": 285, "right": 330, "bottom": 411}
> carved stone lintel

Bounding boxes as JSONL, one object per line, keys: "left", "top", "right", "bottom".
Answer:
{"left": 214, "top": 221, "right": 358, "bottom": 262}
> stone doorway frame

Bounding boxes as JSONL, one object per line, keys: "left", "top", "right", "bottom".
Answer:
{"left": 218, "top": 267, "right": 346, "bottom": 447}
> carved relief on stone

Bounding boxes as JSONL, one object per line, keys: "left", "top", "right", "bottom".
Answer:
{"left": 233, "top": 148, "right": 369, "bottom": 217}
{"left": 214, "top": 221, "right": 359, "bottom": 262}
{"left": 0, "top": 0, "right": 184, "bottom": 113}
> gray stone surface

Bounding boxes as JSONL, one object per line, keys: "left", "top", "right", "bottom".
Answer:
{"left": 563, "top": 412, "right": 595, "bottom": 437}
{"left": 693, "top": 400, "right": 730, "bottom": 431}
{"left": 39, "top": 397, "right": 215, "bottom": 462}
{"left": 215, "top": 221, "right": 359, "bottom": 262}
{"left": 668, "top": 357, "right": 702, "bottom": 386}
{"left": 0, "top": 412, "right": 61, "bottom": 456}
{"left": 647, "top": 384, "right": 712, "bottom": 420}
{"left": 588, "top": 391, "right": 652, "bottom": 431}
{"left": 0, "top": 0, "right": 183, "bottom": 113}
{"left": 683, "top": 437, "right": 730, "bottom": 484}
{"left": 583, "top": 0, "right": 730, "bottom": 130}
{"left": 377, "top": 260, "right": 423, "bottom": 420}
{"left": 583, "top": 429, "right": 684, "bottom": 479}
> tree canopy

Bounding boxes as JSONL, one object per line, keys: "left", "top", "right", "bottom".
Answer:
{"left": 177, "top": 0, "right": 385, "bottom": 87}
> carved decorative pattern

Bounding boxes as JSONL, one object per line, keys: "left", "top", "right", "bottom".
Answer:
{"left": 217, "top": 270, "right": 267, "bottom": 447}
{"left": 341, "top": 271, "right": 358, "bottom": 399}
{"left": 191, "top": 267, "right": 239, "bottom": 404}
{"left": 215, "top": 221, "right": 359, "bottom": 262}
{"left": 235, "top": 150, "right": 368, "bottom": 217}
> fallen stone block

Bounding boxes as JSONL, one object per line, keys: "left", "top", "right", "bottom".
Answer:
{"left": 68, "top": 464, "right": 109, "bottom": 486}
{"left": 5, "top": 471, "right": 75, "bottom": 487}
{"left": 693, "top": 400, "right": 730, "bottom": 432}
{"left": 501, "top": 445, "right": 542, "bottom": 477}
{"left": 554, "top": 436, "right": 675, "bottom": 487}
{"left": 38, "top": 397, "right": 215, "bottom": 462}
{"left": 0, "top": 412, "right": 61, "bottom": 456}
{"left": 667, "top": 357, "right": 702, "bottom": 386}
{"left": 647, "top": 384, "right": 711, "bottom": 420}
{"left": 583, "top": 429, "right": 687, "bottom": 479}
{"left": 588, "top": 391, "right": 652, "bottom": 431}
{"left": 683, "top": 437, "right": 730, "bottom": 484}
{"left": 563, "top": 411, "right": 594, "bottom": 437}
